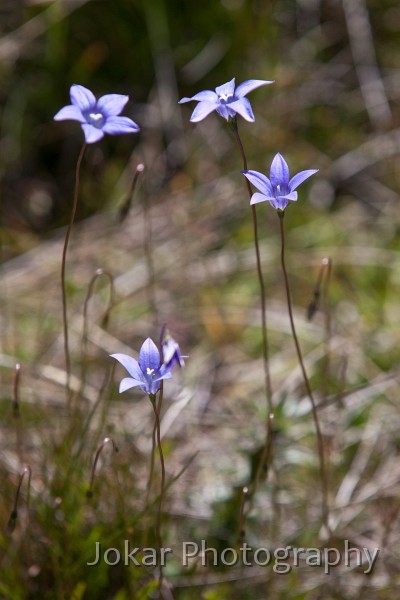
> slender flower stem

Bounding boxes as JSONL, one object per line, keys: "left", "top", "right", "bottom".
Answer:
{"left": 238, "top": 485, "right": 249, "bottom": 545}
{"left": 321, "top": 258, "right": 333, "bottom": 405}
{"left": 142, "top": 171, "right": 158, "bottom": 329}
{"left": 86, "top": 437, "right": 119, "bottom": 499}
{"left": 13, "top": 363, "right": 24, "bottom": 468}
{"left": 146, "top": 419, "right": 157, "bottom": 506}
{"left": 244, "top": 411, "right": 274, "bottom": 519}
{"left": 8, "top": 465, "right": 31, "bottom": 533}
{"left": 81, "top": 268, "right": 114, "bottom": 394}
{"left": 13, "top": 362, "right": 21, "bottom": 416}
{"left": 146, "top": 383, "right": 164, "bottom": 506}
{"left": 231, "top": 122, "right": 272, "bottom": 414}
{"left": 149, "top": 390, "right": 165, "bottom": 596}
{"left": 119, "top": 162, "right": 144, "bottom": 222}
{"left": 308, "top": 257, "right": 333, "bottom": 404}
{"left": 231, "top": 121, "right": 274, "bottom": 508}
{"left": 61, "top": 142, "right": 86, "bottom": 406}
{"left": 278, "top": 212, "right": 329, "bottom": 533}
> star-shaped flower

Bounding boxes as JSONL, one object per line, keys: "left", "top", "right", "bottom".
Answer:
{"left": 111, "top": 338, "right": 172, "bottom": 396}
{"left": 179, "top": 77, "right": 273, "bottom": 123}
{"left": 54, "top": 84, "right": 140, "bottom": 144}
{"left": 242, "top": 153, "right": 318, "bottom": 212}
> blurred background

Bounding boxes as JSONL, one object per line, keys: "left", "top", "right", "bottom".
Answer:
{"left": 1, "top": 0, "right": 398, "bottom": 235}
{"left": 1, "top": 0, "right": 400, "bottom": 598}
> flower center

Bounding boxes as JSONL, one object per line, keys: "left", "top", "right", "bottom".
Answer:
{"left": 146, "top": 367, "right": 155, "bottom": 377}
{"left": 87, "top": 112, "right": 105, "bottom": 128}
{"left": 218, "top": 93, "right": 234, "bottom": 104}
{"left": 275, "top": 183, "right": 289, "bottom": 196}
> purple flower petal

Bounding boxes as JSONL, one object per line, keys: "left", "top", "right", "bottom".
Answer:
{"left": 215, "top": 78, "right": 236, "bottom": 99}
{"left": 228, "top": 98, "right": 255, "bottom": 122}
{"left": 179, "top": 77, "right": 272, "bottom": 124}
{"left": 190, "top": 101, "right": 219, "bottom": 122}
{"left": 111, "top": 329, "right": 180, "bottom": 397}
{"left": 270, "top": 153, "right": 290, "bottom": 187}
{"left": 179, "top": 90, "right": 218, "bottom": 104}
{"left": 70, "top": 84, "right": 96, "bottom": 112}
{"left": 53, "top": 104, "right": 85, "bottom": 123}
{"left": 110, "top": 353, "right": 144, "bottom": 382}
{"left": 250, "top": 192, "right": 274, "bottom": 205}
{"left": 148, "top": 381, "right": 161, "bottom": 395}
{"left": 139, "top": 338, "right": 161, "bottom": 373}
{"left": 235, "top": 79, "right": 274, "bottom": 98}
{"left": 216, "top": 103, "right": 236, "bottom": 120}
{"left": 289, "top": 169, "right": 318, "bottom": 191}
{"left": 155, "top": 371, "right": 172, "bottom": 383}
{"left": 162, "top": 339, "right": 185, "bottom": 369}
{"left": 81, "top": 124, "right": 105, "bottom": 144}
{"left": 102, "top": 116, "right": 140, "bottom": 135}
{"left": 119, "top": 377, "right": 144, "bottom": 393}
{"left": 245, "top": 153, "right": 318, "bottom": 213}
{"left": 279, "top": 191, "right": 298, "bottom": 202}
{"left": 270, "top": 197, "right": 290, "bottom": 211}
{"left": 242, "top": 170, "right": 273, "bottom": 196}
{"left": 97, "top": 94, "right": 129, "bottom": 117}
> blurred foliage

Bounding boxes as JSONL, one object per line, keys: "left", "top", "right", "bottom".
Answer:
{"left": 1, "top": 0, "right": 400, "bottom": 237}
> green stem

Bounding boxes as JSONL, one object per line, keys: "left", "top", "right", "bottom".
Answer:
{"left": 149, "top": 389, "right": 165, "bottom": 596}
{"left": 146, "top": 418, "right": 157, "bottom": 506}
{"left": 231, "top": 121, "right": 272, "bottom": 415}
{"left": 231, "top": 121, "right": 274, "bottom": 508}
{"left": 60, "top": 142, "right": 86, "bottom": 408}
{"left": 86, "top": 437, "right": 118, "bottom": 498}
{"left": 142, "top": 173, "right": 158, "bottom": 329}
{"left": 278, "top": 212, "right": 329, "bottom": 533}
{"left": 80, "top": 268, "right": 114, "bottom": 395}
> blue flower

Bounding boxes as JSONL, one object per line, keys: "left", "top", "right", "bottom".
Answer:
{"left": 179, "top": 77, "right": 273, "bottom": 123}
{"left": 111, "top": 338, "right": 172, "bottom": 396}
{"left": 161, "top": 330, "right": 186, "bottom": 369}
{"left": 242, "top": 153, "right": 318, "bottom": 212}
{"left": 54, "top": 84, "right": 140, "bottom": 144}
